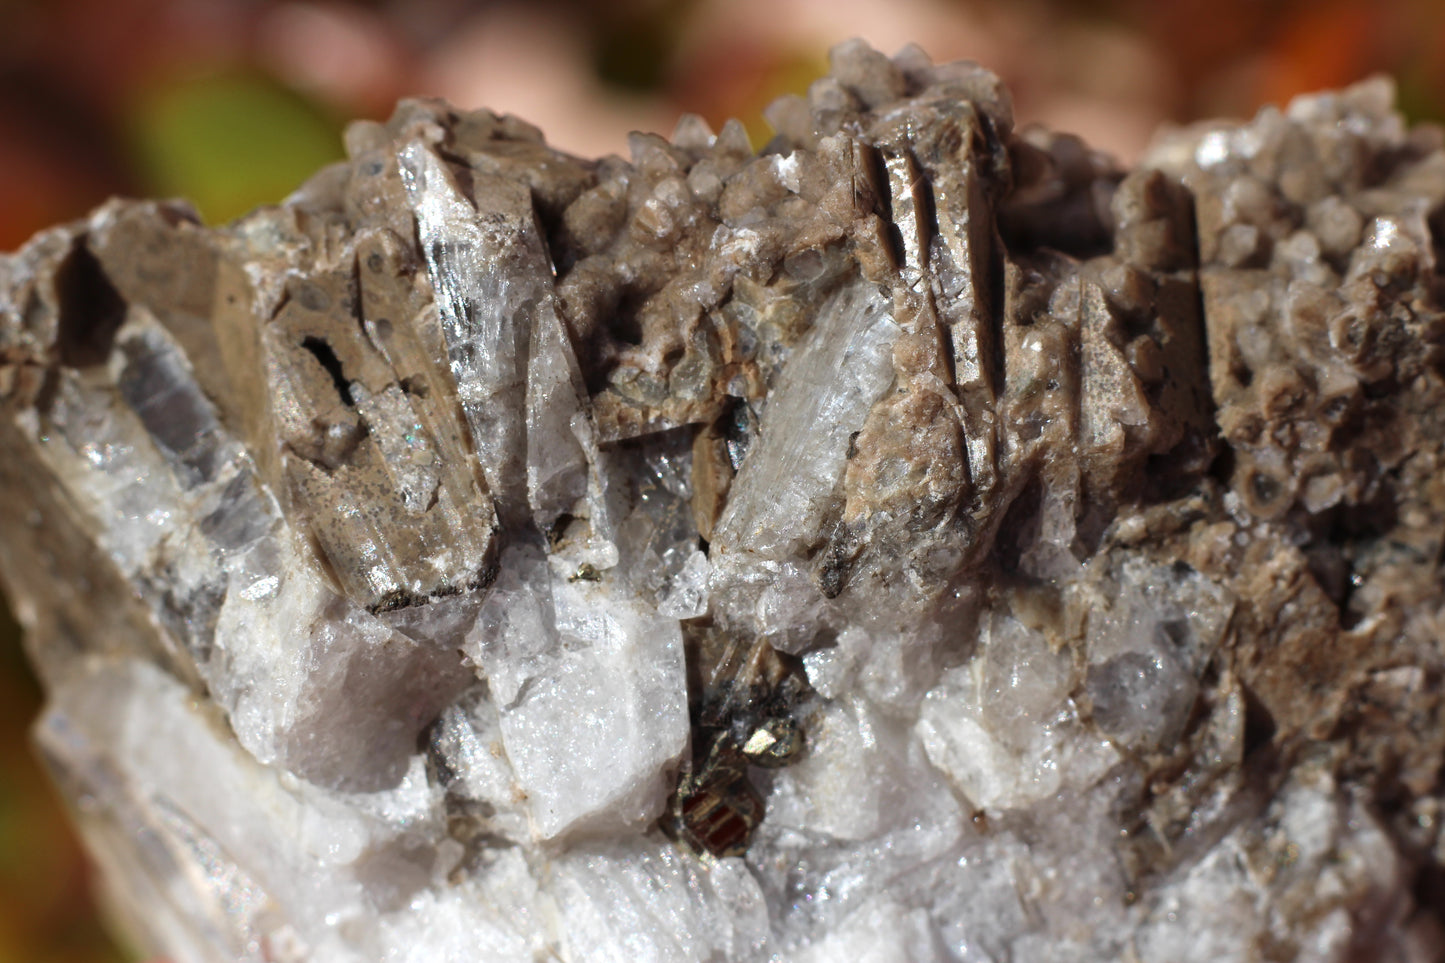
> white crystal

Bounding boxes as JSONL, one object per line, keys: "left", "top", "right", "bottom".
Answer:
{"left": 712, "top": 276, "right": 899, "bottom": 561}
{"left": 464, "top": 544, "right": 688, "bottom": 840}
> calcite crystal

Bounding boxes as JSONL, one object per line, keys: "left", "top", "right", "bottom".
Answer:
{"left": 4, "top": 38, "right": 1445, "bottom": 961}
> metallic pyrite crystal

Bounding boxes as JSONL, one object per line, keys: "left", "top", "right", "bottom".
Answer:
{"left": 3, "top": 38, "right": 1445, "bottom": 962}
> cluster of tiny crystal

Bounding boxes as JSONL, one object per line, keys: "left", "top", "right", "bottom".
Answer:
{"left": 2, "top": 40, "right": 1445, "bottom": 963}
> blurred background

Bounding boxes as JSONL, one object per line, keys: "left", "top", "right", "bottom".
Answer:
{"left": 1, "top": 0, "right": 1445, "bottom": 959}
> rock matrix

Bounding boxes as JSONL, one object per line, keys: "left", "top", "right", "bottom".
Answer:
{"left": 2, "top": 38, "right": 1445, "bottom": 963}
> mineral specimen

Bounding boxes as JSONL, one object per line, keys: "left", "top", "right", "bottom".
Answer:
{"left": 2, "top": 38, "right": 1445, "bottom": 962}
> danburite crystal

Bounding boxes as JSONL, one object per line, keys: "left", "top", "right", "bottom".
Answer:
{"left": 3, "top": 37, "right": 1445, "bottom": 961}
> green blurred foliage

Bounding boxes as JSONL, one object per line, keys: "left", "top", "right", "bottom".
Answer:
{"left": 128, "top": 72, "right": 345, "bottom": 224}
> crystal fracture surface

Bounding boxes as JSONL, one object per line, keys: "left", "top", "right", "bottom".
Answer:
{"left": 4, "top": 40, "right": 1445, "bottom": 962}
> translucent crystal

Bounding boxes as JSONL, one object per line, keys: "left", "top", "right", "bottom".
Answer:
{"left": 3, "top": 42, "right": 1444, "bottom": 963}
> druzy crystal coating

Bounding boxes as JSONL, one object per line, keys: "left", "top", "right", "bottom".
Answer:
{"left": 3, "top": 39, "right": 1445, "bottom": 963}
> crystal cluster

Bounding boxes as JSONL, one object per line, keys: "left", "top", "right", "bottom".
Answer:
{"left": 3, "top": 39, "right": 1445, "bottom": 962}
